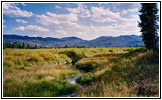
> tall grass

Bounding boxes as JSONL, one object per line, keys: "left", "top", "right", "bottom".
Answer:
{"left": 4, "top": 47, "right": 150, "bottom": 97}
{"left": 77, "top": 48, "right": 159, "bottom": 97}
{"left": 3, "top": 79, "right": 78, "bottom": 97}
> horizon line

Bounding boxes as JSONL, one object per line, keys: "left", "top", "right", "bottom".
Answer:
{"left": 3, "top": 34, "right": 141, "bottom": 41}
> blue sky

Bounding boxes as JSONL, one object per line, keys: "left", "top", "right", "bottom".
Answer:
{"left": 3, "top": 3, "right": 148, "bottom": 40}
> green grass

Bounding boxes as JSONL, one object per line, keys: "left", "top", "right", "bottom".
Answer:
{"left": 77, "top": 48, "right": 159, "bottom": 97}
{"left": 3, "top": 47, "right": 159, "bottom": 97}
{"left": 76, "top": 73, "right": 95, "bottom": 84}
{"left": 3, "top": 79, "right": 78, "bottom": 97}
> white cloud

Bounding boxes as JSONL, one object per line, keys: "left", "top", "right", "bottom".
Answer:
{"left": 91, "top": 7, "right": 122, "bottom": 23}
{"left": 35, "top": 6, "right": 140, "bottom": 40}
{"left": 6, "top": 3, "right": 140, "bottom": 40}
{"left": 16, "top": 19, "right": 28, "bottom": 23}
{"left": 4, "top": 10, "right": 33, "bottom": 17}
{"left": 76, "top": 31, "right": 87, "bottom": 36}
{"left": 55, "top": 30, "right": 67, "bottom": 35}
{"left": 3, "top": 3, "right": 18, "bottom": 10}
{"left": 85, "top": 15, "right": 140, "bottom": 39}
{"left": 121, "top": 8, "right": 138, "bottom": 15}
{"left": 13, "top": 25, "right": 49, "bottom": 32}
{"left": 112, "top": 3, "right": 140, "bottom": 11}
{"left": 66, "top": 3, "right": 90, "bottom": 18}
{"left": 47, "top": 12, "right": 78, "bottom": 22}
{"left": 36, "top": 12, "right": 78, "bottom": 26}
{"left": 55, "top": 6, "right": 61, "bottom": 9}
{"left": 98, "top": 3, "right": 109, "bottom": 5}
{"left": 36, "top": 14, "right": 59, "bottom": 26}
{"left": 60, "top": 21, "right": 90, "bottom": 31}
{"left": 66, "top": 7, "right": 80, "bottom": 14}
{"left": 60, "top": 14, "right": 140, "bottom": 40}
{"left": 14, "top": 26, "right": 25, "bottom": 31}
{"left": 3, "top": 3, "right": 33, "bottom": 17}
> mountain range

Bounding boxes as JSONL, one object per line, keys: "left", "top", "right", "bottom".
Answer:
{"left": 3, "top": 34, "right": 144, "bottom": 48}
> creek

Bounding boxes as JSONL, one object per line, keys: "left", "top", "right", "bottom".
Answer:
{"left": 59, "top": 64, "right": 82, "bottom": 97}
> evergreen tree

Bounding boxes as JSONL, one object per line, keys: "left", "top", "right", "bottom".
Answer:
{"left": 18, "top": 43, "right": 22, "bottom": 49}
{"left": 26, "top": 44, "right": 30, "bottom": 49}
{"left": 34, "top": 44, "right": 37, "bottom": 49}
{"left": 13, "top": 42, "right": 18, "bottom": 48}
{"left": 138, "top": 3, "right": 159, "bottom": 49}
{"left": 22, "top": 42, "right": 25, "bottom": 49}
{"left": 8, "top": 42, "right": 11, "bottom": 48}
{"left": 3, "top": 43, "right": 6, "bottom": 49}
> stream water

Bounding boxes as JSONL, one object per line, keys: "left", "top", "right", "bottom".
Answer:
{"left": 59, "top": 65, "right": 82, "bottom": 97}
{"left": 68, "top": 72, "right": 82, "bottom": 84}
{"left": 65, "top": 65, "right": 82, "bottom": 84}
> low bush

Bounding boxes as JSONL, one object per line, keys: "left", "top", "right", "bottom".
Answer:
{"left": 121, "top": 47, "right": 147, "bottom": 58}
{"left": 76, "top": 62, "right": 97, "bottom": 72}
{"left": 3, "top": 78, "right": 16, "bottom": 84}
{"left": 76, "top": 73, "right": 95, "bottom": 84}
{"left": 60, "top": 51, "right": 83, "bottom": 64}
{"left": 109, "top": 49, "right": 113, "bottom": 52}
{"left": 39, "top": 52, "right": 58, "bottom": 61}
{"left": 27, "top": 56, "right": 43, "bottom": 63}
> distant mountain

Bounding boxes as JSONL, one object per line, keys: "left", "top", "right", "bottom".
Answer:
{"left": 87, "top": 35, "right": 144, "bottom": 47}
{"left": 3, "top": 34, "right": 144, "bottom": 48}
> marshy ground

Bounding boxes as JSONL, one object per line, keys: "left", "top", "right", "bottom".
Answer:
{"left": 3, "top": 47, "right": 159, "bottom": 97}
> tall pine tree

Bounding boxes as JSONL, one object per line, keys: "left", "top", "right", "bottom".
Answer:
{"left": 138, "top": 3, "right": 159, "bottom": 49}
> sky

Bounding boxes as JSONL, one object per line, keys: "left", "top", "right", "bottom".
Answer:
{"left": 3, "top": 3, "right": 146, "bottom": 40}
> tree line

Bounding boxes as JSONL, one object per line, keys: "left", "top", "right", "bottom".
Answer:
{"left": 3, "top": 42, "right": 38, "bottom": 49}
{"left": 3, "top": 42, "right": 86, "bottom": 49}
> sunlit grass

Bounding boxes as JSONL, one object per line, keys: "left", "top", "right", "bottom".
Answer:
{"left": 77, "top": 48, "right": 159, "bottom": 97}
{"left": 3, "top": 47, "right": 158, "bottom": 97}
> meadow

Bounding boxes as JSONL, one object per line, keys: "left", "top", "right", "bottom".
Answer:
{"left": 3, "top": 47, "right": 159, "bottom": 97}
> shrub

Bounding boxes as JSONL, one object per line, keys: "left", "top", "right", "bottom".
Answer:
{"left": 39, "top": 52, "right": 57, "bottom": 61}
{"left": 97, "top": 70, "right": 119, "bottom": 83}
{"left": 111, "top": 65, "right": 122, "bottom": 72}
{"left": 27, "top": 56, "right": 43, "bottom": 62}
{"left": 25, "top": 56, "right": 43, "bottom": 66}
{"left": 121, "top": 47, "right": 147, "bottom": 58}
{"left": 61, "top": 51, "right": 83, "bottom": 64}
{"left": 76, "top": 62, "right": 97, "bottom": 72}
{"left": 76, "top": 73, "right": 95, "bottom": 84}
{"left": 3, "top": 78, "right": 15, "bottom": 84}
{"left": 109, "top": 49, "right": 113, "bottom": 52}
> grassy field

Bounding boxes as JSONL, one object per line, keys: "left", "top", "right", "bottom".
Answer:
{"left": 3, "top": 47, "right": 159, "bottom": 97}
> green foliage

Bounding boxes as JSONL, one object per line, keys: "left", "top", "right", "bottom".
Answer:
{"left": 80, "top": 49, "right": 159, "bottom": 97}
{"left": 138, "top": 3, "right": 159, "bottom": 49}
{"left": 3, "top": 47, "right": 158, "bottom": 97}
{"left": 3, "top": 42, "right": 39, "bottom": 49}
{"left": 61, "top": 51, "right": 83, "bottom": 64}
{"left": 39, "top": 52, "right": 57, "bottom": 61}
{"left": 109, "top": 49, "right": 113, "bottom": 52}
{"left": 27, "top": 56, "right": 43, "bottom": 63}
{"left": 3, "top": 80, "right": 78, "bottom": 97}
{"left": 121, "top": 47, "right": 147, "bottom": 58}
{"left": 76, "top": 73, "right": 95, "bottom": 84}
{"left": 4, "top": 78, "right": 16, "bottom": 84}
{"left": 76, "top": 62, "right": 97, "bottom": 72}
{"left": 22, "top": 42, "right": 25, "bottom": 49}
